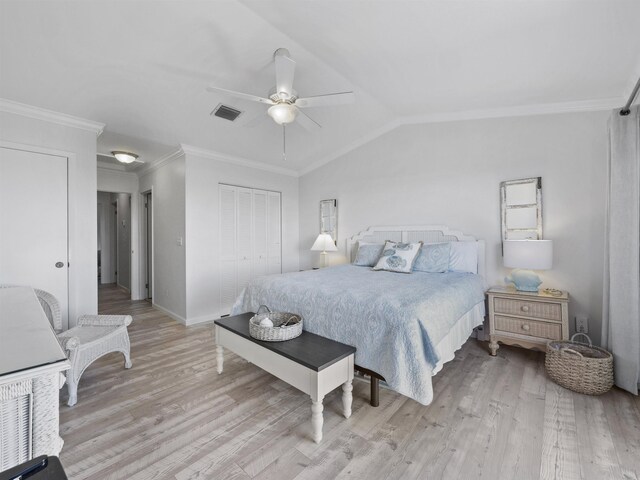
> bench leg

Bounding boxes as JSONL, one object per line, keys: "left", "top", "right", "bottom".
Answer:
{"left": 311, "top": 395, "right": 324, "bottom": 443}
{"left": 370, "top": 376, "right": 380, "bottom": 407}
{"left": 216, "top": 345, "right": 224, "bottom": 374}
{"left": 342, "top": 380, "right": 353, "bottom": 418}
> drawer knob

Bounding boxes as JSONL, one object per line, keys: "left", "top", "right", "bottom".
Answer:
{"left": 521, "top": 324, "right": 530, "bottom": 331}
{"left": 521, "top": 305, "right": 530, "bottom": 312}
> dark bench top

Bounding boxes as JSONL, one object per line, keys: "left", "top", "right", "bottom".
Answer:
{"left": 214, "top": 313, "right": 356, "bottom": 372}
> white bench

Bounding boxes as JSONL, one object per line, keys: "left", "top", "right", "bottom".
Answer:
{"left": 214, "top": 313, "right": 355, "bottom": 443}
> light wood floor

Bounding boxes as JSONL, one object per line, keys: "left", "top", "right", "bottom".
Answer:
{"left": 58, "top": 284, "right": 640, "bottom": 480}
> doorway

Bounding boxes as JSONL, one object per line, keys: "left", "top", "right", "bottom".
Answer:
{"left": 97, "top": 191, "right": 132, "bottom": 298}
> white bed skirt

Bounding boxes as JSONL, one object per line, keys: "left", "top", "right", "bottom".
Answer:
{"left": 431, "top": 301, "right": 486, "bottom": 376}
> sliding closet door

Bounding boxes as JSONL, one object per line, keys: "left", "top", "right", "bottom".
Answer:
{"left": 219, "top": 184, "right": 281, "bottom": 315}
{"left": 219, "top": 185, "right": 237, "bottom": 314}
{"left": 236, "top": 188, "right": 253, "bottom": 297}
{"left": 267, "top": 191, "right": 282, "bottom": 275}
{"left": 252, "top": 190, "right": 268, "bottom": 278}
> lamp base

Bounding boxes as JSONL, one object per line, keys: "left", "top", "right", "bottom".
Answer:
{"left": 320, "top": 251, "right": 328, "bottom": 268}
{"left": 505, "top": 269, "right": 542, "bottom": 292}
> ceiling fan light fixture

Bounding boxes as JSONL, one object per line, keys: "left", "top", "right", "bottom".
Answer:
{"left": 268, "top": 103, "right": 297, "bottom": 125}
{"left": 112, "top": 151, "right": 138, "bottom": 164}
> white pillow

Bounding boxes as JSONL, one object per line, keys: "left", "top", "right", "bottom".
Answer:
{"left": 448, "top": 242, "right": 478, "bottom": 274}
{"left": 373, "top": 241, "right": 423, "bottom": 273}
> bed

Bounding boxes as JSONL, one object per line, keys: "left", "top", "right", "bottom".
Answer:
{"left": 231, "top": 225, "right": 487, "bottom": 406}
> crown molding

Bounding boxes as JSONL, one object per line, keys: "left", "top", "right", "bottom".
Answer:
{"left": 136, "top": 147, "right": 184, "bottom": 177}
{"left": 300, "top": 96, "right": 623, "bottom": 177}
{"left": 97, "top": 161, "right": 127, "bottom": 172}
{"left": 0, "top": 98, "right": 105, "bottom": 135}
{"left": 180, "top": 143, "right": 298, "bottom": 177}
{"left": 400, "top": 97, "right": 623, "bottom": 126}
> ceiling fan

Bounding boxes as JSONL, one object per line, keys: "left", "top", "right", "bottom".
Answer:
{"left": 206, "top": 48, "right": 355, "bottom": 159}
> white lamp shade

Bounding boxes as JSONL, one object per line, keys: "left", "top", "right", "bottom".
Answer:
{"left": 503, "top": 240, "right": 553, "bottom": 270}
{"left": 310, "top": 233, "right": 338, "bottom": 252}
{"left": 268, "top": 103, "right": 298, "bottom": 125}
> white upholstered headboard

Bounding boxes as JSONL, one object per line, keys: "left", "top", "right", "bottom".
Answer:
{"left": 346, "top": 225, "right": 486, "bottom": 278}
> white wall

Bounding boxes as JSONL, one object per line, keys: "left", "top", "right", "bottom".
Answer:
{"left": 299, "top": 111, "right": 609, "bottom": 345}
{"left": 139, "top": 155, "right": 187, "bottom": 321}
{"left": 184, "top": 151, "right": 299, "bottom": 324}
{"left": 97, "top": 168, "right": 141, "bottom": 297}
{"left": 0, "top": 110, "right": 100, "bottom": 328}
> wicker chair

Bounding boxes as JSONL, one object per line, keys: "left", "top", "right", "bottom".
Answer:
{"left": 1, "top": 285, "right": 133, "bottom": 406}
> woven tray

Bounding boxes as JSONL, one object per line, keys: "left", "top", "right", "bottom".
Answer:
{"left": 249, "top": 305, "right": 303, "bottom": 342}
{"left": 545, "top": 333, "right": 613, "bottom": 395}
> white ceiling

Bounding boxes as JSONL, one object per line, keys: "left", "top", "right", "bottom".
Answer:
{"left": 1, "top": 1, "right": 639, "bottom": 174}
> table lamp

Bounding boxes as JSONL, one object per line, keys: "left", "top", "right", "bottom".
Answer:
{"left": 503, "top": 239, "right": 553, "bottom": 292}
{"left": 311, "top": 233, "right": 337, "bottom": 268}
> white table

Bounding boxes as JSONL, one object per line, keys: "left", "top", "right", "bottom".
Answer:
{"left": 215, "top": 313, "right": 355, "bottom": 443}
{"left": 0, "top": 287, "right": 69, "bottom": 471}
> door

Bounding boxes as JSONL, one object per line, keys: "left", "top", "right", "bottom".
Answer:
{"left": 252, "top": 190, "right": 268, "bottom": 278}
{"left": 267, "top": 191, "right": 282, "bottom": 274}
{"left": 0, "top": 146, "right": 68, "bottom": 326}
{"left": 236, "top": 187, "right": 253, "bottom": 296}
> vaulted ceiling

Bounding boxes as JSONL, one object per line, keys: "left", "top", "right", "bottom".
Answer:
{"left": 1, "top": 1, "right": 639, "bottom": 174}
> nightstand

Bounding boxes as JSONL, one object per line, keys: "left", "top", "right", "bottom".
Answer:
{"left": 487, "top": 286, "right": 569, "bottom": 356}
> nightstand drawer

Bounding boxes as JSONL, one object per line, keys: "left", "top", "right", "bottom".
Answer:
{"left": 493, "top": 297, "right": 562, "bottom": 322}
{"left": 494, "top": 315, "right": 562, "bottom": 340}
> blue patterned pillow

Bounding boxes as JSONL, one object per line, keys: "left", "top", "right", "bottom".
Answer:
{"left": 353, "top": 242, "right": 384, "bottom": 267}
{"left": 413, "top": 243, "right": 451, "bottom": 273}
{"left": 372, "top": 241, "right": 423, "bottom": 273}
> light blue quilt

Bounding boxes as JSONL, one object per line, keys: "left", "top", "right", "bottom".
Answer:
{"left": 231, "top": 264, "right": 485, "bottom": 404}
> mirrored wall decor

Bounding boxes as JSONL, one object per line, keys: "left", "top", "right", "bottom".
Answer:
{"left": 500, "top": 177, "right": 542, "bottom": 243}
{"left": 320, "top": 199, "right": 337, "bottom": 244}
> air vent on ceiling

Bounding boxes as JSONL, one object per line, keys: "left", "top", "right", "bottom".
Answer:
{"left": 211, "top": 104, "right": 242, "bottom": 122}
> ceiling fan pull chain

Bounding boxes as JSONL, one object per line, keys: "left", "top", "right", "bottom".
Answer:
{"left": 282, "top": 124, "right": 286, "bottom": 161}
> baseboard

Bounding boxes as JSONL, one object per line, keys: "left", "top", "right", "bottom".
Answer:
{"left": 185, "top": 314, "right": 220, "bottom": 326}
{"left": 152, "top": 302, "right": 187, "bottom": 325}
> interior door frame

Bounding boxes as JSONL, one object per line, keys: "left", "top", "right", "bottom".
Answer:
{"left": 140, "top": 189, "right": 153, "bottom": 300}
{"left": 0, "top": 140, "right": 74, "bottom": 330}
{"left": 139, "top": 188, "right": 154, "bottom": 301}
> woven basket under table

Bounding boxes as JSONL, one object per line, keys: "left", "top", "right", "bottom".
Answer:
{"left": 249, "top": 306, "right": 303, "bottom": 342}
{"left": 545, "top": 333, "right": 614, "bottom": 395}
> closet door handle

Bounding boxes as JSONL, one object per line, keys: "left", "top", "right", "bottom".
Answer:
{"left": 55, "top": 262, "right": 64, "bottom": 268}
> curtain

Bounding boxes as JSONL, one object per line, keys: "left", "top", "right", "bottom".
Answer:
{"left": 602, "top": 105, "right": 640, "bottom": 395}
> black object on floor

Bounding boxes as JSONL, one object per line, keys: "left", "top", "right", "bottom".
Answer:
{"left": 0, "top": 456, "right": 68, "bottom": 480}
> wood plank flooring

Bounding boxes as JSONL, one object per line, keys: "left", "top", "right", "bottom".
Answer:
{"left": 58, "top": 284, "right": 640, "bottom": 479}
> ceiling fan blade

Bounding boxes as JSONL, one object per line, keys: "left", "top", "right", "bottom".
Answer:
{"left": 295, "top": 107, "right": 321, "bottom": 132}
{"left": 242, "top": 112, "right": 270, "bottom": 128}
{"left": 274, "top": 49, "right": 296, "bottom": 98}
{"left": 295, "top": 91, "right": 355, "bottom": 108}
{"left": 206, "top": 85, "right": 274, "bottom": 105}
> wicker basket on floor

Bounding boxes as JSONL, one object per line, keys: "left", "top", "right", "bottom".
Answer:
{"left": 545, "top": 333, "right": 614, "bottom": 395}
{"left": 249, "top": 305, "right": 303, "bottom": 342}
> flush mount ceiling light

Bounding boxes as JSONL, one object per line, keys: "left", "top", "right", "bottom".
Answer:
{"left": 267, "top": 103, "right": 298, "bottom": 125}
{"left": 111, "top": 151, "right": 138, "bottom": 164}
